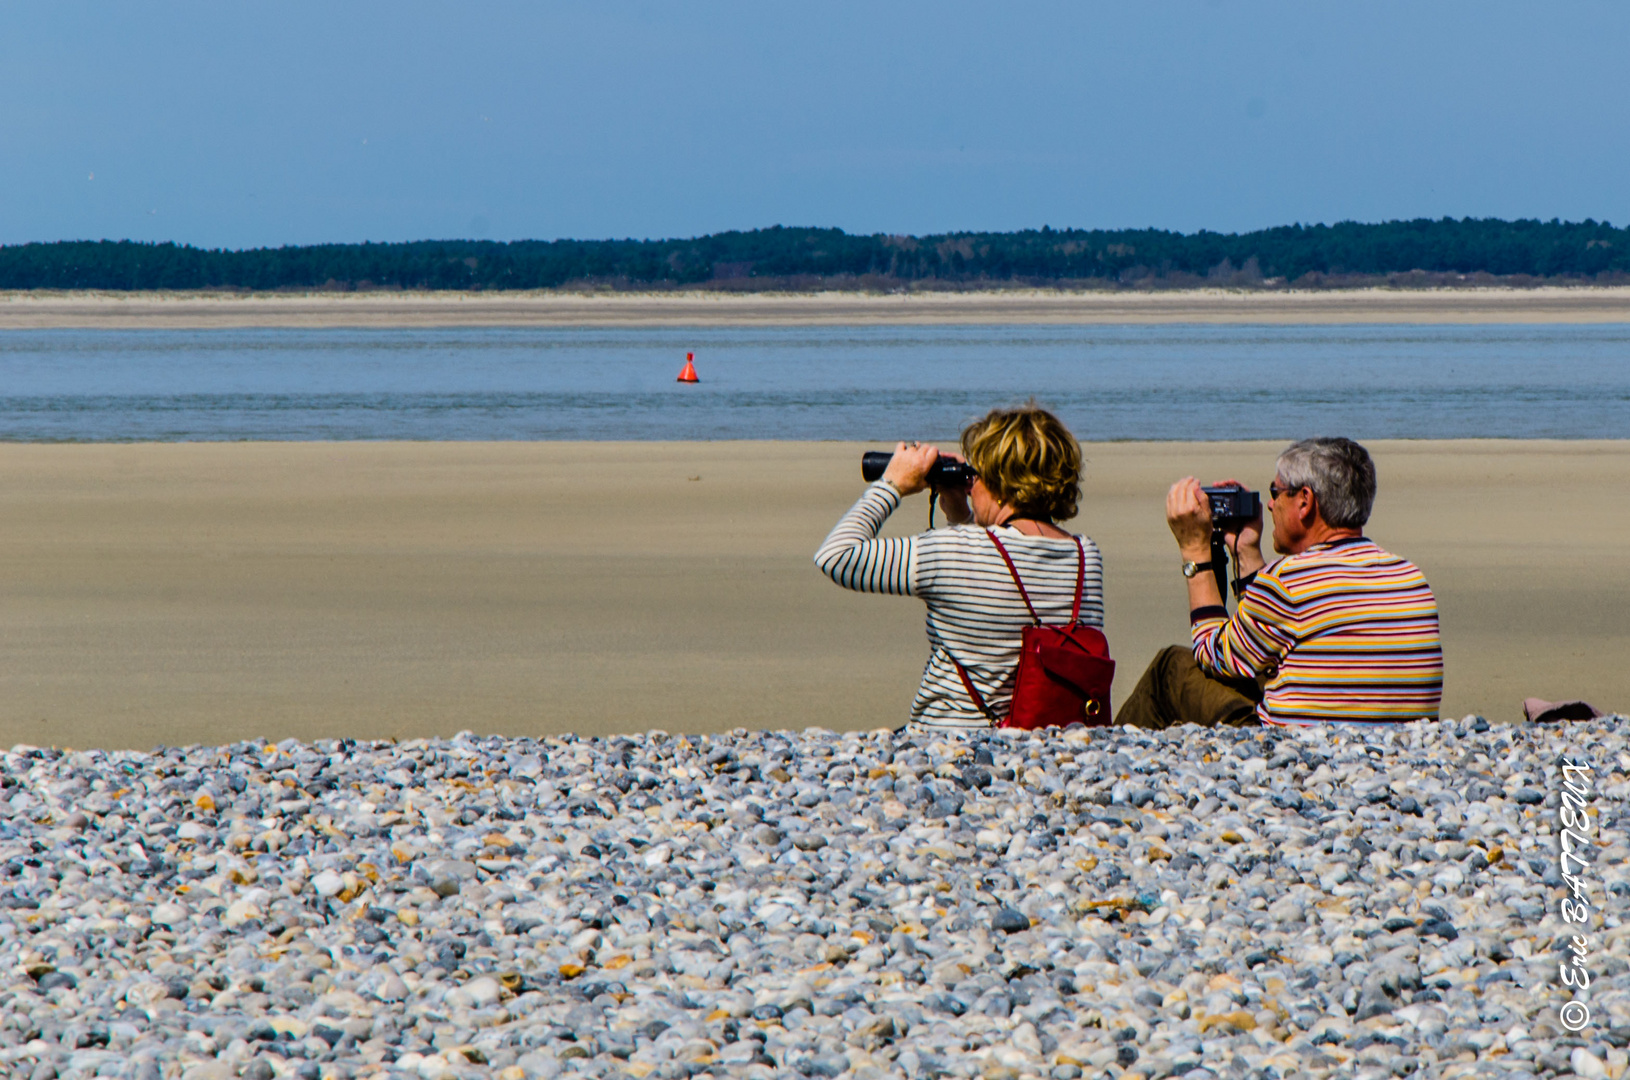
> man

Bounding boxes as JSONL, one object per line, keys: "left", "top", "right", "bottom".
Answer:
{"left": 1117, "top": 437, "right": 1442, "bottom": 728}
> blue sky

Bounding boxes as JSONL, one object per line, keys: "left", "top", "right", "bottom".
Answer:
{"left": 3, "top": 2, "right": 1626, "bottom": 248}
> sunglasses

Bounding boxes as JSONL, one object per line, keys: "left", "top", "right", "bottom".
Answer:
{"left": 1269, "top": 482, "right": 1304, "bottom": 501}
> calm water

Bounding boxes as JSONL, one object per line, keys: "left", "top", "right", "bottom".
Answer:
{"left": 0, "top": 324, "right": 1625, "bottom": 441}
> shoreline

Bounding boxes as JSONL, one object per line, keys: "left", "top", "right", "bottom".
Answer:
{"left": 0, "top": 439, "right": 1623, "bottom": 750}
{"left": 1, "top": 285, "right": 1629, "bottom": 328}
{"left": 0, "top": 435, "right": 1627, "bottom": 444}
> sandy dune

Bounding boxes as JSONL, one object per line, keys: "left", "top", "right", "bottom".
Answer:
{"left": 2, "top": 286, "right": 1630, "bottom": 328}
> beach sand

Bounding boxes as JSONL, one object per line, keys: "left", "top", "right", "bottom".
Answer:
{"left": 0, "top": 440, "right": 1621, "bottom": 750}
{"left": 2, "top": 286, "right": 1630, "bottom": 327}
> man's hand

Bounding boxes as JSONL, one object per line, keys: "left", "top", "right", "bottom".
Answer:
{"left": 881, "top": 441, "right": 940, "bottom": 497}
{"left": 1209, "top": 477, "right": 1267, "bottom": 576}
{"left": 1166, "top": 477, "right": 1214, "bottom": 562}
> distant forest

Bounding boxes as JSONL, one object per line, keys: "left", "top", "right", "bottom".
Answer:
{"left": 1, "top": 218, "right": 1626, "bottom": 291}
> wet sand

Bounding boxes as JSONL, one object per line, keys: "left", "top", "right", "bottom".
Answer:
{"left": 0, "top": 440, "right": 1621, "bottom": 749}
{"left": 3, "top": 286, "right": 1630, "bottom": 327}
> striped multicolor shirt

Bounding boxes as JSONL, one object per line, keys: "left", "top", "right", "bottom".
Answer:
{"left": 1191, "top": 537, "right": 1442, "bottom": 726}
{"left": 814, "top": 481, "right": 1105, "bottom": 729}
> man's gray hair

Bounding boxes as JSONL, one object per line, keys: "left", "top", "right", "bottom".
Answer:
{"left": 1275, "top": 437, "right": 1376, "bottom": 529}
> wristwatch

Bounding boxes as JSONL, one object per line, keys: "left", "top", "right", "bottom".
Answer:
{"left": 1181, "top": 560, "right": 1214, "bottom": 579}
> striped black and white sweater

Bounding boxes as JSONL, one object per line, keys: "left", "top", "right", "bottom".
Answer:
{"left": 814, "top": 481, "right": 1106, "bottom": 730}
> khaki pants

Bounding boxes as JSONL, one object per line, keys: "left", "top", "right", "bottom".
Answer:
{"left": 1114, "top": 645, "right": 1264, "bottom": 729}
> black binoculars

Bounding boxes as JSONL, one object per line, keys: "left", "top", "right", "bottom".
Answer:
{"left": 861, "top": 451, "right": 977, "bottom": 488}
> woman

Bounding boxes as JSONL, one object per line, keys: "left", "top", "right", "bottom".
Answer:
{"left": 814, "top": 405, "right": 1104, "bottom": 730}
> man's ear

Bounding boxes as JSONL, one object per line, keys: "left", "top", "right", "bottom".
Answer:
{"left": 1299, "top": 489, "right": 1321, "bottom": 528}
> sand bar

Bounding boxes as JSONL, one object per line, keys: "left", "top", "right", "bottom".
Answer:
{"left": 0, "top": 439, "right": 1622, "bottom": 750}
{"left": 2, "top": 286, "right": 1630, "bottom": 328}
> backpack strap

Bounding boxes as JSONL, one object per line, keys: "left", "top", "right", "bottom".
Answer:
{"left": 984, "top": 529, "right": 1040, "bottom": 625}
{"left": 985, "top": 530, "right": 1086, "bottom": 626}
{"left": 947, "top": 650, "right": 1003, "bottom": 725}
{"left": 1070, "top": 535, "right": 1086, "bottom": 625}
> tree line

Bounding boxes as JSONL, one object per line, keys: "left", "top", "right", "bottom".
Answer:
{"left": 0, "top": 218, "right": 1625, "bottom": 291}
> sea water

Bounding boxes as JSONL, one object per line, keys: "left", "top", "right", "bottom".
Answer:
{"left": 0, "top": 323, "right": 1624, "bottom": 441}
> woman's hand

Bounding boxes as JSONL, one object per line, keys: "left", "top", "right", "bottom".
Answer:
{"left": 935, "top": 452, "right": 974, "bottom": 524}
{"left": 881, "top": 441, "right": 940, "bottom": 497}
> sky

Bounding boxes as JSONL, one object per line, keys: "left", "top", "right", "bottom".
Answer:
{"left": 3, "top": 2, "right": 1627, "bottom": 249}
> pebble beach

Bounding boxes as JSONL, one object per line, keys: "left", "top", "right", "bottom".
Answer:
{"left": 0, "top": 718, "right": 1624, "bottom": 1080}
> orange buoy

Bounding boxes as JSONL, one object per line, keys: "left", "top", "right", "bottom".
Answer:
{"left": 676, "top": 352, "right": 699, "bottom": 383}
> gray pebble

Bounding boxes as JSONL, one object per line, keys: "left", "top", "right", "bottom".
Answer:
{"left": 992, "top": 906, "right": 1031, "bottom": 933}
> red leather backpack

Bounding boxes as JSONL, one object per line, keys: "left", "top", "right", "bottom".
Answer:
{"left": 950, "top": 530, "right": 1115, "bottom": 729}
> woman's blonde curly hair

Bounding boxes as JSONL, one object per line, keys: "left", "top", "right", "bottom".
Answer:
{"left": 960, "top": 404, "right": 1082, "bottom": 522}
